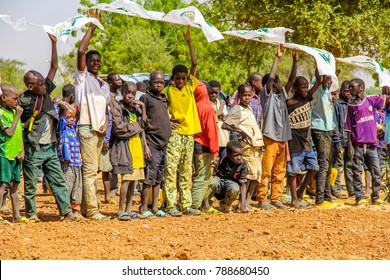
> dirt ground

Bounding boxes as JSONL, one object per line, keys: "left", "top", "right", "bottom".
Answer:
{"left": 1, "top": 180, "right": 390, "bottom": 260}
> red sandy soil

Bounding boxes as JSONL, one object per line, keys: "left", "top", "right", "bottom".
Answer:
{"left": 1, "top": 181, "right": 390, "bottom": 260}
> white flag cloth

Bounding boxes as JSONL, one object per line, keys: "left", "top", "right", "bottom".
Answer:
{"left": 43, "top": 15, "right": 104, "bottom": 43}
{"left": 223, "top": 27, "right": 294, "bottom": 44}
{"left": 0, "top": 14, "right": 27, "bottom": 31}
{"left": 161, "top": 6, "right": 224, "bottom": 42}
{"left": 95, "top": 0, "right": 164, "bottom": 20}
{"left": 336, "top": 56, "right": 390, "bottom": 87}
{"left": 284, "top": 43, "right": 339, "bottom": 91}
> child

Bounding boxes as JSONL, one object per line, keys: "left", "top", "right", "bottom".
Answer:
{"left": 332, "top": 80, "right": 354, "bottom": 198}
{"left": 209, "top": 80, "right": 229, "bottom": 157}
{"left": 191, "top": 82, "right": 219, "bottom": 213}
{"left": 20, "top": 33, "right": 80, "bottom": 222}
{"left": 57, "top": 105, "right": 82, "bottom": 214}
{"left": 286, "top": 76, "right": 319, "bottom": 208}
{"left": 202, "top": 140, "right": 248, "bottom": 213}
{"left": 345, "top": 78, "right": 390, "bottom": 205}
{"left": 257, "top": 45, "right": 297, "bottom": 210}
{"left": 309, "top": 69, "right": 335, "bottom": 207}
{"left": 222, "top": 84, "right": 264, "bottom": 212}
{"left": 161, "top": 26, "right": 202, "bottom": 216}
{"left": 135, "top": 81, "right": 147, "bottom": 100}
{"left": 0, "top": 85, "right": 27, "bottom": 223}
{"left": 111, "top": 81, "right": 149, "bottom": 220}
{"left": 139, "top": 71, "right": 172, "bottom": 218}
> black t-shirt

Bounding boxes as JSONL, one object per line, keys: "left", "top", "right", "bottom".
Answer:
{"left": 287, "top": 96, "right": 313, "bottom": 152}
{"left": 139, "top": 90, "right": 172, "bottom": 149}
{"left": 215, "top": 156, "right": 248, "bottom": 184}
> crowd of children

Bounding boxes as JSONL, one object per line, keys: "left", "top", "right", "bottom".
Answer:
{"left": 1, "top": 11, "right": 390, "bottom": 224}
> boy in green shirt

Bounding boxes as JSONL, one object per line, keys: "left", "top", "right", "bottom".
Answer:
{"left": 0, "top": 84, "right": 27, "bottom": 223}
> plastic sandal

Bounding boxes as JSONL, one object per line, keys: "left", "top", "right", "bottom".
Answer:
{"left": 206, "top": 207, "right": 222, "bottom": 215}
{"left": 154, "top": 210, "right": 168, "bottom": 217}
{"left": 14, "top": 217, "right": 29, "bottom": 224}
{"left": 129, "top": 211, "right": 142, "bottom": 219}
{"left": 118, "top": 212, "right": 132, "bottom": 221}
{"left": 167, "top": 208, "right": 183, "bottom": 217}
{"left": 140, "top": 211, "right": 155, "bottom": 219}
{"left": 89, "top": 212, "right": 110, "bottom": 221}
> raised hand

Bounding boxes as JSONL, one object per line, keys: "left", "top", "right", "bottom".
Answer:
{"left": 292, "top": 48, "right": 299, "bottom": 62}
{"left": 47, "top": 33, "right": 57, "bottom": 43}
{"left": 87, "top": 8, "right": 101, "bottom": 20}
{"left": 183, "top": 25, "right": 191, "bottom": 43}
{"left": 277, "top": 44, "right": 284, "bottom": 58}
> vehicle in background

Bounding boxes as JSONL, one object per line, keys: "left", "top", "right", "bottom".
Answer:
{"left": 99, "top": 73, "right": 171, "bottom": 87}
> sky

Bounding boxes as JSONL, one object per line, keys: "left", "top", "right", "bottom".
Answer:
{"left": 0, "top": 0, "right": 82, "bottom": 75}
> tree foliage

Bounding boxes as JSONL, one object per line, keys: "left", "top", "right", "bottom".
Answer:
{"left": 0, "top": 58, "right": 26, "bottom": 92}
{"left": 60, "top": 0, "right": 390, "bottom": 94}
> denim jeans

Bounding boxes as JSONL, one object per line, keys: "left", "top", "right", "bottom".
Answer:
{"left": 352, "top": 144, "right": 381, "bottom": 202}
{"left": 311, "top": 130, "right": 333, "bottom": 204}
{"left": 332, "top": 146, "right": 354, "bottom": 196}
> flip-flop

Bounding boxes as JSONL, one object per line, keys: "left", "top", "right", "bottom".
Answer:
{"left": 14, "top": 217, "right": 29, "bottom": 224}
{"left": 118, "top": 212, "right": 132, "bottom": 221}
{"left": 206, "top": 207, "right": 222, "bottom": 215}
{"left": 154, "top": 210, "right": 168, "bottom": 217}
{"left": 293, "top": 201, "right": 312, "bottom": 209}
{"left": 129, "top": 211, "right": 142, "bottom": 219}
{"left": 140, "top": 211, "right": 155, "bottom": 219}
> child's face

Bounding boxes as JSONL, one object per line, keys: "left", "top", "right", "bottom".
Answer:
{"left": 86, "top": 54, "right": 101, "bottom": 75}
{"left": 341, "top": 84, "right": 351, "bottom": 100}
{"left": 209, "top": 87, "right": 219, "bottom": 102}
{"left": 273, "top": 78, "right": 283, "bottom": 93}
{"left": 150, "top": 75, "right": 165, "bottom": 93}
{"left": 2, "top": 92, "right": 19, "bottom": 109}
{"left": 173, "top": 72, "right": 188, "bottom": 89}
{"left": 28, "top": 74, "right": 46, "bottom": 95}
{"left": 122, "top": 85, "right": 137, "bottom": 104}
{"left": 331, "top": 90, "right": 339, "bottom": 103}
{"left": 252, "top": 79, "right": 263, "bottom": 92}
{"left": 228, "top": 148, "right": 243, "bottom": 164}
{"left": 110, "top": 74, "right": 123, "bottom": 89}
{"left": 295, "top": 79, "right": 309, "bottom": 98}
{"left": 65, "top": 110, "right": 76, "bottom": 127}
{"left": 349, "top": 82, "right": 361, "bottom": 97}
{"left": 239, "top": 87, "right": 252, "bottom": 106}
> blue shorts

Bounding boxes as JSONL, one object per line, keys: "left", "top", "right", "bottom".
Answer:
{"left": 287, "top": 150, "right": 319, "bottom": 176}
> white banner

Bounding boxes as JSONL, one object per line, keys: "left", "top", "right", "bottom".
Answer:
{"left": 95, "top": 1, "right": 223, "bottom": 42}
{"left": 223, "top": 27, "right": 294, "bottom": 44}
{"left": 161, "top": 6, "right": 224, "bottom": 42}
{"left": 96, "top": 0, "right": 164, "bottom": 20}
{"left": 284, "top": 42, "right": 339, "bottom": 91}
{"left": 336, "top": 56, "right": 390, "bottom": 87}
{"left": 0, "top": 14, "right": 27, "bottom": 31}
{"left": 43, "top": 15, "right": 104, "bottom": 43}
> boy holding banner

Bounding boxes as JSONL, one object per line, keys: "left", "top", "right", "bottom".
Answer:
{"left": 257, "top": 45, "right": 297, "bottom": 210}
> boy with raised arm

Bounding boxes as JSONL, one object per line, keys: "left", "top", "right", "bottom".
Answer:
{"left": 75, "top": 9, "right": 111, "bottom": 220}
{"left": 19, "top": 34, "right": 80, "bottom": 221}
{"left": 257, "top": 45, "right": 297, "bottom": 210}
{"left": 162, "top": 26, "right": 201, "bottom": 216}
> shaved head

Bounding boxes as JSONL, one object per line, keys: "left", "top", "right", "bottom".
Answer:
{"left": 150, "top": 70, "right": 164, "bottom": 80}
{"left": 23, "top": 70, "right": 44, "bottom": 87}
{"left": 0, "top": 84, "right": 19, "bottom": 96}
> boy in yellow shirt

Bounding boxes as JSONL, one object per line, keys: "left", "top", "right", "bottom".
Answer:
{"left": 161, "top": 27, "right": 201, "bottom": 216}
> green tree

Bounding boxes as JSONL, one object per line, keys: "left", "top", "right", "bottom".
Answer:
{"left": 0, "top": 58, "right": 26, "bottom": 92}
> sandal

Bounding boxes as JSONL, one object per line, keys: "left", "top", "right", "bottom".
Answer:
{"left": 292, "top": 201, "right": 312, "bottom": 209}
{"left": 89, "top": 212, "right": 110, "bottom": 221}
{"left": 206, "top": 207, "right": 222, "bottom": 215}
{"left": 14, "top": 217, "right": 29, "bottom": 224}
{"left": 140, "top": 211, "right": 155, "bottom": 219}
{"left": 118, "top": 212, "right": 132, "bottom": 221}
{"left": 272, "top": 201, "right": 288, "bottom": 210}
{"left": 129, "top": 211, "right": 142, "bottom": 219}
{"left": 154, "top": 210, "right": 168, "bottom": 217}
{"left": 104, "top": 199, "right": 117, "bottom": 206}
{"left": 64, "top": 212, "right": 83, "bottom": 222}
{"left": 167, "top": 208, "right": 183, "bottom": 217}
{"left": 28, "top": 215, "right": 41, "bottom": 223}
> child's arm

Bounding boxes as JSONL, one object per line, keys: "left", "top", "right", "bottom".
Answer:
{"left": 239, "top": 183, "right": 247, "bottom": 213}
{"left": 111, "top": 105, "right": 143, "bottom": 140}
{"left": 46, "top": 33, "right": 58, "bottom": 82}
{"left": 133, "top": 100, "right": 147, "bottom": 124}
{"left": 4, "top": 105, "right": 23, "bottom": 137}
{"left": 266, "top": 44, "right": 284, "bottom": 93}
{"left": 308, "top": 69, "right": 323, "bottom": 98}
{"left": 77, "top": 9, "right": 100, "bottom": 72}
{"left": 221, "top": 123, "right": 249, "bottom": 139}
{"left": 16, "top": 142, "right": 24, "bottom": 162}
{"left": 183, "top": 26, "right": 197, "bottom": 76}
{"left": 284, "top": 49, "right": 299, "bottom": 94}
{"left": 140, "top": 130, "right": 152, "bottom": 161}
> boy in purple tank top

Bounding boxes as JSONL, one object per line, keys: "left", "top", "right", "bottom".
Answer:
{"left": 345, "top": 78, "right": 390, "bottom": 205}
